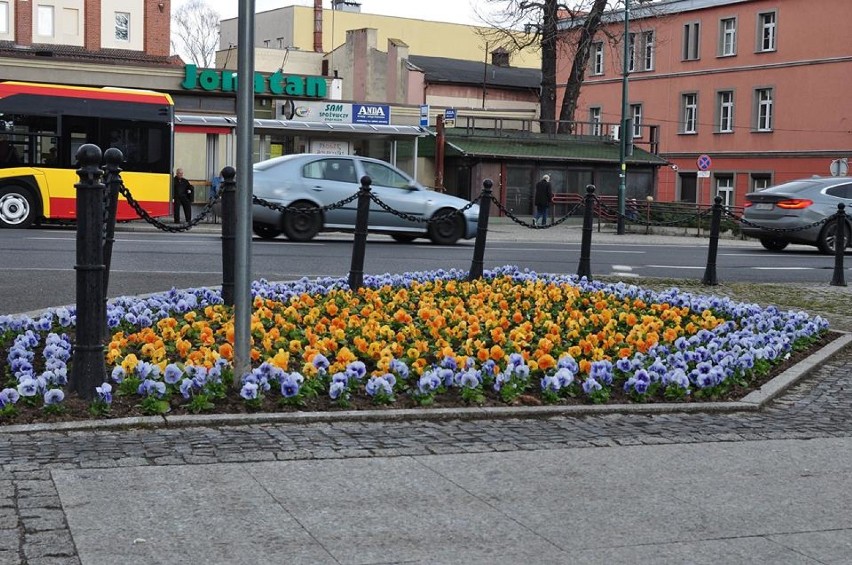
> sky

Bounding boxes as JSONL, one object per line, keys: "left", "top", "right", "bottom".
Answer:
{"left": 172, "top": 0, "right": 494, "bottom": 26}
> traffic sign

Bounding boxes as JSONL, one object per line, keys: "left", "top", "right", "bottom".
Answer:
{"left": 696, "top": 154, "right": 712, "bottom": 171}
{"left": 444, "top": 108, "right": 457, "bottom": 128}
{"left": 830, "top": 158, "right": 848, "bottom": 177}
{"left": 697, "top": 170, "right": 711, "bottom": 178}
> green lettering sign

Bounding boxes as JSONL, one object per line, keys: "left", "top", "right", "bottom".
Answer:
{"left": 180, "top": 65, "right": 327, "bottom": 99}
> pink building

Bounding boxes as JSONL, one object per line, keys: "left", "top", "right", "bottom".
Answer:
{"left": 560, "top": 0, "right": 851, "bottom": 206}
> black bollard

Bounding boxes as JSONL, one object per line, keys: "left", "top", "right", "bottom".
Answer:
{"left": 220, "top": 166, "right": 237, "bottom": 305}
{"left": 830, "top": 203, "right": 847, "bottom": 287}
{"left": 577, "top": 184, "right": 596, "bottom": 280}
{"left": 71, "top": 144, "right": 106, "bottom": 400}
{"left": 701, "top": 195, "right": 723, "bottom": 286}
{"left": 101, "top": 148, "right": 123, "bottom": 340}
{"left": 468, "top": 179, "right": 493, "bottom": 281}
{"left": 348, "top": 176, "right": 372, "bottom": 290}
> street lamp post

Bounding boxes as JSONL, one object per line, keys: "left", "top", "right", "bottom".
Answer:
{"left": 617, "top": 0, "right": 630, "bottom": 235}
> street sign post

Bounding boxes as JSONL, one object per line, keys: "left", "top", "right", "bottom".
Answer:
{"left": 419, "top": 104, "right": 429, "bottom": 127}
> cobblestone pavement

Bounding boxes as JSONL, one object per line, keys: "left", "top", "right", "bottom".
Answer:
{"left": 1, "top": 342, "right": 850, "bottom": 564}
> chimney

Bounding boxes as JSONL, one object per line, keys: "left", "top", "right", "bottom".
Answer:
{"left": 314, "top": 0, "right": 323, "bottom": 52}
{"left": 491, "top": 47, "right": 510, "bottom": 67}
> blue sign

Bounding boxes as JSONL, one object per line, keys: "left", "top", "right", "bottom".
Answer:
{"left": 444, "top": 108, "right": 457, "bottom": 121}
{"left": 353, "top": 104, "right": 390, "bottom": 125}
{"left": 419, "top": 104, "right": 429, "bottom": 127}
{"left": 697, "top": 154, "right": 712, "bottom": 171}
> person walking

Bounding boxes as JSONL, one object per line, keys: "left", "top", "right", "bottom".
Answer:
{"left": 533, "top": 174, "right": 552, "bottom": 226}
{"left": 173, "top": 168, "right": 194, "bottom": 223}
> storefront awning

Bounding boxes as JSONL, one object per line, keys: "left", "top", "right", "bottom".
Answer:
{"left": 175, "top": 114, "right": 428, "bottom": 137}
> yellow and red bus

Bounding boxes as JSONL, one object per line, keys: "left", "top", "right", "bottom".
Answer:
{"left": 0, "top": 81, "right": 173, "bottom": 228}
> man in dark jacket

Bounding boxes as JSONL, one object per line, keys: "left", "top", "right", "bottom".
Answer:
{"left": 533, "top": 174, "right": 552, "bottom": 226}
{"left": 173, "top": 168, "right": 194, "bottom": 223}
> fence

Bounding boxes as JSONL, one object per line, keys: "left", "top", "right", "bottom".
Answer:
{"left": 68, "top": 143, "right": 850, "bottom": 397}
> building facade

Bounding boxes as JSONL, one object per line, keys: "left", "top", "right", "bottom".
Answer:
{"left": 561, "top": 0, "right": 852, "bottom": 206}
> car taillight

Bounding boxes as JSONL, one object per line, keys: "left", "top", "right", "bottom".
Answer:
{"left": 775, "top": 199, "right": 814, "bottom": 209}
{"left": 743, "top": 201, "right": 753, "bottom": 208}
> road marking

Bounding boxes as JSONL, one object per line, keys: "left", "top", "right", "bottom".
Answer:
{"left": 644, "top": 265, "right": 706, "bottom": 270}
{"left": 611, "top": 265, "right": 634, "bottom": 271}
{"left": 751, "top": 267, "right": 816, "bottom": 270}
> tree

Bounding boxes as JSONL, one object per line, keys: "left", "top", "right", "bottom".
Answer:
{"left": 475, "top": 1, "right": 613, "bottom": 134}
{"left": 171, "top": 0, "right": 220, "bottom": 68}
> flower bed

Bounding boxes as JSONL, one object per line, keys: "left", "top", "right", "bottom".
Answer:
{"left": 0, "top": 266, "right": 830, "bottom": 422}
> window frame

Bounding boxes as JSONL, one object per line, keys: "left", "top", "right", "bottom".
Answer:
{"left": 719, "top": 17, "right": 737, "bottom": 57}
{"left": 591, "top": 41, "right": 604, "bottom": 75}
{"left": 589, "top": 106, "right": 602, "bottom": 136}
{"left": 643, "top": 30, "right": 655, "bottom": 71}
{"left": 754, "top": 87, "right": 774, "bottom": 132}
{"left": 714, "top": 174, "right": 735, "bottom": 206}
{"left": 716, "top": 90, "right": 734, "bottom": 133}
{"left": 757, "top": 10, "right": 777, "bottom": 52}
{"left": 114, "top": 11, "right": 130, "bottom": 42}
{"left": 37, "top": 4, "right": 54, "bottom": 37}
{"left": 630, "top": 103, "right": 643, "bottom": 139}
{"left": 751, "top": 173, "right": 772, "bottom": 192}
{"left": 681, "top": 93, "right": 698, "bottom": 134}
{"left": 683, "top": 21, "right": 701, "bottom": 61}
{"left": 0, "top": 1, "right": 8, "bottom": 35}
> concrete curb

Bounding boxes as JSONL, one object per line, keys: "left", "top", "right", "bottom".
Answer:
{"left": 3, "top": 332, "right": 848, "bottom": 435}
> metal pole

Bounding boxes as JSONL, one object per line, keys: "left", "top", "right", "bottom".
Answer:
{"left": 577, "top": 184, "right": 596, "bottom": 280}
{"left": 830, "top": 203, "right": 847, "bottom": 287}
{"left": 220, "top": 166, "right": 237, "bottom": 305}
{"left": 348, "top": 176, "right": 372, "bottom": 290}
{"left": 617, "top": 0, "right": 630, "bottom": 235}
{"left": 101, "top": 148, "right": 123, "bottom": 341}
{"left": 71, "top": 144, "right": 106, "bottom": 400}
{"left": 233, "top": 0, "right": 256, "bottom": 386}
{"left": 468, "top": 179, "right": 493, "bottom": 280}
{"left": 702, "top": 196, "right": 722, "bottom": 286}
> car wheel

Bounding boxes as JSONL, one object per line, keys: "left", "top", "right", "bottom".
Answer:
{"left": 282, "top": 201, "right": 322, "bottom": 242}
{"left": 817, "top": 221, "right": 851, "bottom": 255}
{"left": 253, "top": 223, "right": 281, "bottom": 240}
{"left": 0, "top": 185, "right": 36, "bottom": 229}
{"left": 391, "top": 234, "right": 418, "bottom": 243}
{"left": 759, "top": 237, "right": 789, "bottom": 252}
{"left": 428, "top": 207, "right": 464, "bottom": 245}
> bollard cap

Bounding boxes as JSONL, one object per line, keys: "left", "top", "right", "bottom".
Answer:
{"left": 714, "top": 195, "right": 723, "bottom": 204}
{"left": 585, "top": 184, "right": 596, "bottom": 194}
{"left": 483, "top": 178, "right": 493, "bottom": 190}
{"left": 360, "top": 175, "right": 372, "bottom": 188}
{"left": 103, "top": 147, "right": 124, "bottom": 169}
{"left": 221, "top": 166, "right": 236, "bottom": 180}
{"left": 76, "top": 144, "right": 102, "bottom": 167}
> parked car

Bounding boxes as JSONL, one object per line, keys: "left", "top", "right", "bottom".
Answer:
{"left": 249, "top": 154, "right": 479, "bottom": 244}
{"left": 742, "top": 177, "right": 852, "bottom": 254}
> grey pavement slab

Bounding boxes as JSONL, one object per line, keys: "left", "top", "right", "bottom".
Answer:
{"left": 51, "top": 437, "right": 852, "bottom": 565}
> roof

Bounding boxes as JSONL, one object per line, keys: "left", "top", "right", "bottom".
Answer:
{"left": 0, "top": 41, "right": 182, "bottom": 67}
{"left": 560, "top": 0, "right": 752, "bottom": 28}
{"left": 176, "top": 114, "right": 428, "bottom": 137}
{"left": 408, "top": 55, "right": 541, "bottom": 90}
{"left": 419, "top": 129, "right": 668, "bottom": 165}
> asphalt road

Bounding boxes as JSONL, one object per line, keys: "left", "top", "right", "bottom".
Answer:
{"left": 1, "top": 224, "right": 848, "bottom": 315}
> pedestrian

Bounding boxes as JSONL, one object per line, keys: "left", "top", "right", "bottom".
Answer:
{"left": 533, "top": 174, "right": 552, "bottom": 226}
{"left": 173, "top": 168, "right": 194, "bottom": 223}
{"left": 627, "top": 198, "right": 640, "bottom": 221}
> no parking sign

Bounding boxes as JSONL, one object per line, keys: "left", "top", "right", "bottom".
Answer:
{"left": 697, "top": 154, "right": 712, "bottom": 171}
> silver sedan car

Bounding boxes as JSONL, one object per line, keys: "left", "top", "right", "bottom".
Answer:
{"left": 742, "top": 176, "right": 852, "bottom": 253}
{"left": 250, "top": 154, "right": 479, "bottom": 244}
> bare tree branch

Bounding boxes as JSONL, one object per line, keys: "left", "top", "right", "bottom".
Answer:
{"left": 171, "top": 0, "right": 220, "bottom": 68}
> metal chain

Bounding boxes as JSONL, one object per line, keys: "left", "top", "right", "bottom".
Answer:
{"left": 252, "top": 191, "right": 360, "bottom": 215}
{"left": 724, "top": 209, "right": 831, "bottom": 234}
{"left": 489, "top": 196, "right": 584, "bottom": 229}
{"left": 366, "top": 192, "right": 478, "bottom": 225}
{"left": 118, "top": 182, "right": 222, "bottom": 233}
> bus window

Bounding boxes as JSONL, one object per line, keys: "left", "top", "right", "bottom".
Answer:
{"left": 0, "top": 114, "right": 57, "bottom": 167}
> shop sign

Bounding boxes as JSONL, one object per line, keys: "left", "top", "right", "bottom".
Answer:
{"left": 353, "top": 104, "right": 390, "bottom": 125}
{"left": 180, "top": 65, "right": 327, "bottom": 98}
{"left": 288, "top": 101, "right": 352, "bottom": 123}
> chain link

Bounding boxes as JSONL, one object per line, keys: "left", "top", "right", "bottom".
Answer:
{"left": 724, "top": 209, "right": 831, "bottom": 234}
{"left": 490, "top": 196, "right": 584, "bottom": 229}
{"left": 252, "top": 191, "right": 360, "bottom": 215}
{"left": 118, "top": 182, "right": 222, "bottom": 233}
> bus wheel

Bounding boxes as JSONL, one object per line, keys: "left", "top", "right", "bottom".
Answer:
{"left": 0, "top": 186, "right": 36, "bottom": 229}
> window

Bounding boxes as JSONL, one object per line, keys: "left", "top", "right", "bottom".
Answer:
{"left": 630, "top": 104, "right": 643, "bottom": 139}
{"left": 37, "top": 5, "right": 54, "bottom": 37}
{"left": 591, "top": 42, "right": 604, "bottom": 75}
{"left": 643, "top": 31, "right": 655, "bottom": 71}
{"left": 683, "top": 21, "right": 700, "bottom": 60}
{"left": 719, "top": 17, "right": 736, "bottom": 56}
{"left": 362, "top": 161, "right": 411, "bottom": 188}
{"left": 0, "top": 2, "right": 8, "bottom": 34}
{"left": 627, "top": 32, "right": 636, "bottom": 72}
{"left": 589, "top": 107, "right": 602, "bottom": 136}
{"left": 715, "top": 175, "right": 734, "bottom": 206}
{"left": 717, "top": 90, "right": 734, "bottom": 133}
{"left": 303, "top": 159, "right": 357, "bottom": 183}
{"left": 115, "top": 12, "right": 129, "bottom": 41}
{"left": 751, "top": 174, "right": 771, "bottom": 191}
{"left": 754, "top": 88, "right": 773, "bottom": 131}
{"left": 758, "top": 11, "right": 777, "bottom": 52}
{"left": 681, "top": 93, "right": 698, "bottom": 134}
